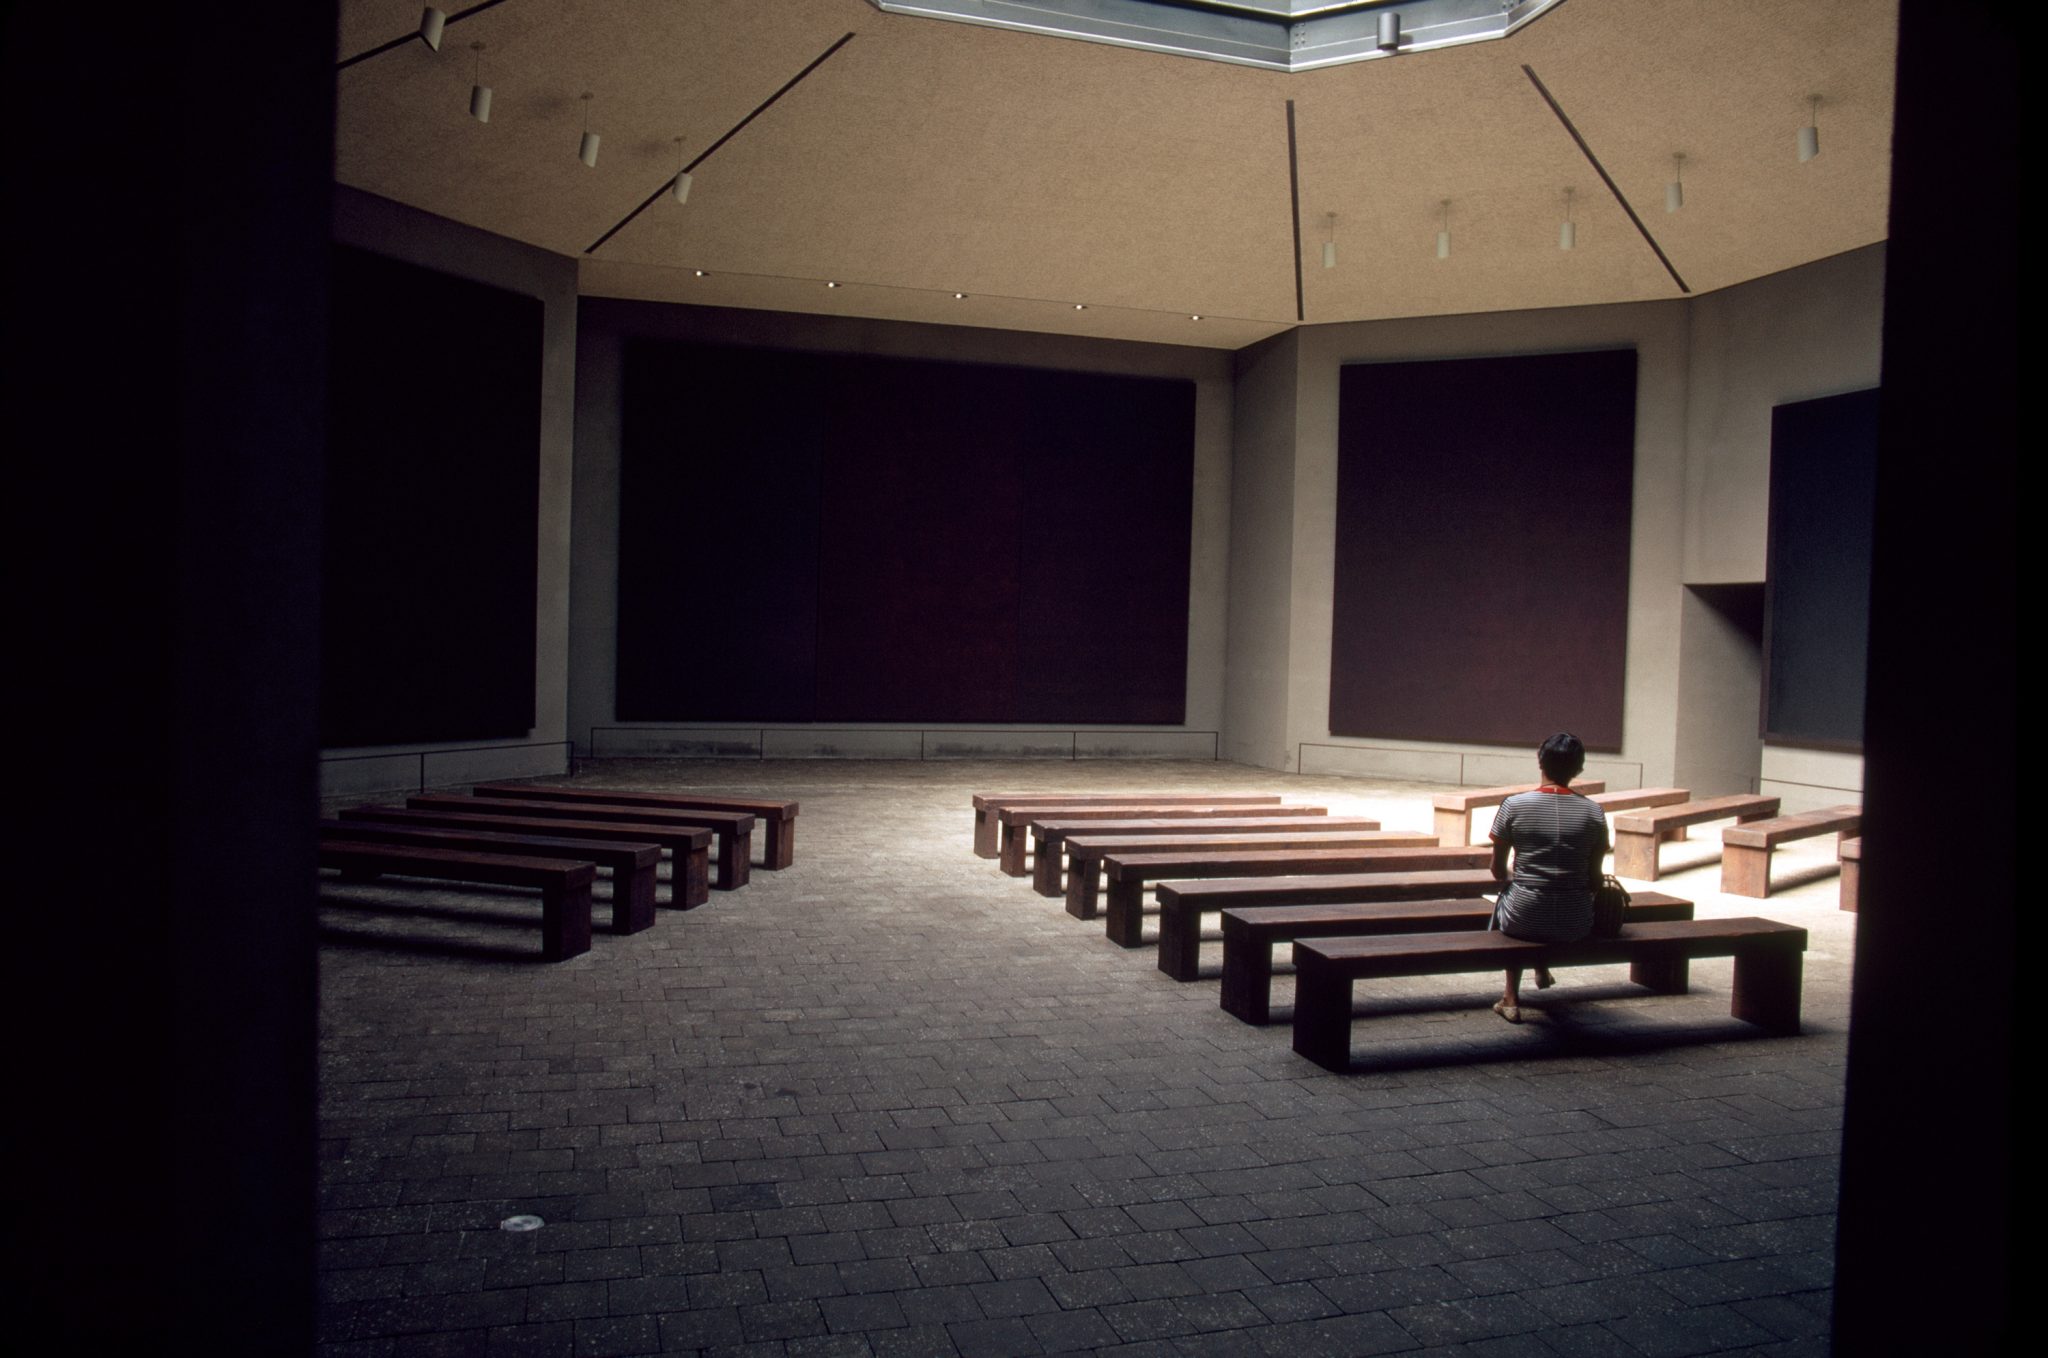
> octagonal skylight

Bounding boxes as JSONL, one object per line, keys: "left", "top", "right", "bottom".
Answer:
{"left": 867, "top": 0, "right": 1569, "bottom": 72}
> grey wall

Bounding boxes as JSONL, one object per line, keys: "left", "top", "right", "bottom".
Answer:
{"left": 1683, "top": 244, "right": 1886, "bottom": 810}
{"left": 1219, "top": 243, "right": 1887, "bottom": 799}
{"left": 322, "top": 187, "right": 580, "bottom": 796}
{"left": 570, "top": 299, "right": 1235, "bottom": 761}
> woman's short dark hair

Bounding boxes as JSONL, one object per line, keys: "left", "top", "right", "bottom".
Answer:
{"left": 1538, "top": 732, "right": 1586, "bottom": 784}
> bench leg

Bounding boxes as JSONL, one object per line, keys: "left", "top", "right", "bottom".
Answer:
{"left": 1839, "top": 858, "right": 1860, "bottom": 913}
{"left": 1630, "top": 953, "right": 1691, "bottom": 994}
{"left": 973, "top": 809, "right": 998, "bottom": 858}
{"left": 541, "top": 881, "right": 594, "bottom": 962}
{"left": 1290, "top": 959, "right": 1354, "bottom": 1071}
{"left": 763, "top": 818, "right": 795, "bottom": 870}
{"left": 677, "top": 847, "right": 710, "bottom": 908}
{"left": 1219, "top": 933, "right": 1275, "bottom": 1025}
{"left": 1612, "top": 829, "right": 1661, "bottom": 880}
{"left": 1032, "top": 836, "right": 1063, "bottom": 896}
{"left": 1432, "top": 807, "right": 1470, "bottom": 847}
{"left": 1721, "top": 844, "right": 1772, "bottom": 898}
{"left": 715, "top": 832, "right": 751, "bottom": 890}
{"left": 998, "top": 823, "right": 1028, "bottom": 876}
{"left": 1156, "top": 904, "right": 1202, "bottom": 981}
{"left": 1065, "top": 861, "right": 1100, "bottom": 919}
{"left": 1732, "top": 947, "right": 1803, "bottom": 1032}
{"left": 615, "top": 865, "right": 657, "bottom": 934}
{"left": 1104, "top": 879, "right": 1147, "bottom": 948}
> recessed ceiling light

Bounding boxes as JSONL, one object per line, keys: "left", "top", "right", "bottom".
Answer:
{"left": 1191, "top": 314, "right": 1202, "bottom": 321}
{"left": 954, "top": 292, "right": 966, "bottom": 299}
{"left": 694, "top": 269, "right": 707, "bottom": 277}
{"left": 1073, "top": 304, "right": 1086, "bottom": 311}
{"left": 826, "top": 281, "right": 839, "bottom": 288}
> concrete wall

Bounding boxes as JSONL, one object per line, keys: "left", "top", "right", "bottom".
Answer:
{"left": 569, "top": 298, "right": 1235, "bottom": 761}
{"left": 322, "top": 188, "right": 578, "bottom": 796}
{"left": 1250, "top": 298, "right": 1693, "bottom": 791}
{"left": 1222, "top": 244, "right": 1887, "bottom": 801}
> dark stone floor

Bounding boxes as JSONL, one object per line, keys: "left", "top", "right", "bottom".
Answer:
{"left": 315, "top": 760, "right": 1849, "bottom": 1357}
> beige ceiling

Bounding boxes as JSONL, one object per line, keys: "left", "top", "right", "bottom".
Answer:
{"left": 335, "top": 0, "right": 1896, "bottom": 350}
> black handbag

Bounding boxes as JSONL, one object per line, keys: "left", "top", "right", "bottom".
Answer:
{"left": 1591, "top": 873, "right": 1630, "bottom": 938}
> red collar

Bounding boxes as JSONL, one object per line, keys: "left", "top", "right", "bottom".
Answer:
{"left": 1535, "top": 784, "right": 1573, "bottom": 794}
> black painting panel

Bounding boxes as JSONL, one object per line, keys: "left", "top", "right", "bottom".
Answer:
{"left": 1763, "top": 387, "right": 1880, "bottom": 749}
{"left": 1014, "top": 369, "right": 1194, "bottom": 725}
{"left": 814, "top": 356, "right": 1027, "bottom": 722}
{"left": 322, "top": 245, "right": 542, "bottom": 747}
{"left": 1329, "top": 349, "right": 1636, "bottom": 751}
{"left": 617, "top": 341, "right": 824, "bottom": 721}
{"left": 613, "top": 341, "right": 1195, "bottom": 725}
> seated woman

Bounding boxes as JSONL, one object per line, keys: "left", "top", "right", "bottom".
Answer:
{"left": 1487, "top": 732, "right": 1610, "bottom": 1023}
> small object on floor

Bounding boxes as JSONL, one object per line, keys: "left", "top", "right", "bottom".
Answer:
{"left": 1493, "top": 999, "right": 1521, "bottom": 1024}
{"left": 1535, "top": 967, "right": 1556, "bottom": 989}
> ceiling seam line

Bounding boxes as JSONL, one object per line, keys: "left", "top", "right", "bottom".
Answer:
{"left": 335, "top": 0, "right": 520, "bottom": 72}
{"left": 1286, "top": 100, "right": 1305, "bottom": 323}
{"left": 585, "top": 32, "right": 858, "bottom": 257}
{"left": 1521, "top": 63, "right": 1691, "bottom": 295}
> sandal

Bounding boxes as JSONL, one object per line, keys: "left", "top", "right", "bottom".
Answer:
{"left": 1492, "top": 999, "right": 1521, "bottom": 1024}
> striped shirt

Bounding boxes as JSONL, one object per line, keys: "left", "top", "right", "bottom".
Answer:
{"left": 1490, "top": 788, "right": 1609, "bottom": 943}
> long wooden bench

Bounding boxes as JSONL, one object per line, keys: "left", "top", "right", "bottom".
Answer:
{"left": 1218, "top": 891, "right": 1695, "bottom": 1024}
{"left": 471, "top": 782, "right": 801, "bottom": 870}
{"left": 1094, "top": 844, "right": 1493, "bottom": 945}
{"left": 1154, "top": 868, "right": 1501, "bottom": 980}
{"left": 1064, "top": 830, "right": 1421, "bottom": 922}
{"left": 1721, "top": 805, "right": 1862, "bottom": 897}
{"left": 1290, "top": 917, "right": 1809, "bottom": 1071}
{"left": 413, "top": 794, "right": 755, "bottom": 889}
{"left": 992, "top": 799, "right": 1300, "bottom": 876}
{"left": 321, "top": 820, "right": 661, "bottom": 934}
{"left": 1610, "top": 795, "right": 1781, "bottom": 881}
{"left": 1016, "top": 806, "right": 1332, "bottom": 888}
{"left": 317, "top": 841, "right": 595, "bottom": 961}
{"left": 1431, "top": 779, "right": 1605, "bottom": 846}
{"left": 1056, "top": 822, "right": 1386, "bottom": 905}
{"left": 1839, "top": 836, "right": 1862, "bottom": 912}
{"left": 971, "top": 793, "right": 1282, "bottom": 860}
{"left": 340, "top": 806, "right": 712, "bottom": 907}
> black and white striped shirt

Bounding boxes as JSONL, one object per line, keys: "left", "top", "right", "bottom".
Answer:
{"left": 1490, "top": 789, "right": 1609, "bottom": 943}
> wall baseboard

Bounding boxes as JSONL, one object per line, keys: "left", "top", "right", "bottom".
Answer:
{"left": 319, "top": 740, "right": 572, "bottom": 799}
{"left": 584, "top": 727, "right": 1221, "bottom": 762}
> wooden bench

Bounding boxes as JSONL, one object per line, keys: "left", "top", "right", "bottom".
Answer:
{"left": 1720, "top": 805, "right": 1863, "bottom": 897}
{"left": 1839, "top": 836, "right": 1862, "bottom": 912}
{"left": 971, "top": 793, "right": 1282, "bottom": 860}
{"left": 991, "top": 799, "right": 1298, "bottom": 876}
{"left": 1017, "top": 806, "right": 1332, "bottom": 889}
{"left": 1218, "top": 891, "right": 1695, "bottom": 1024}
{"left": 1093, "top": 844, "right": 1493, "bottom": 946}
{"left": 317, "top": 841, "right": 595, "bottom": 962}
{"left": 1154, "top": 868, "right": 1501, "bottom": 981}
{"left": 321, "top": 820, "right": 661, "bottom": 934}
{"left": 1609, "top": 795, "right": 1781, "bottom": 881}
{"left": 1589, "top": 788, "right": 1694, "bottom": 836}
{"left": 340, "top": 806, "right": 712, "bottom": 908}
{"left": 1431, "top": 779, "right": 1605, "bottom": 846}
{"left": 1063, "top": 830, "right": 1421, "bottom": 922}
{"left": 471, "top": 782, "right": 800, "bottom": 869}
{"left": 1290, "top": 917, "right": 1809, "bottom": 1071}
{"left": 413, "top": 794, "right": 755, "bottom": 890}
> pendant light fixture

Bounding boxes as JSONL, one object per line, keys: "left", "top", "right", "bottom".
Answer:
{"left": 1798, "top": 96, "right": 1821, "bottom": 162}
{"left": 468, "top": 42, "right": 491, "bottom": 123}
{"left": 1666, "top": 153, "right": 1685, "bottom": 213}
{"left": 1559, "top": 188, "right": 1575, "bottom": 250}
{"left": 1322, "top": 212, "right": 1338, "bottom": 269}
{"left": 1436, "top": 200, "right": 1451, "bottom": 260}
{"left": 419, "top": 7, "right": 446, "bottom": 51}
{"left": 1377, "top": 11, "right": 1401, "bottom": 52}
{"left": 578, "top": 93, "right": 600, "bottom": 167}
{"left": 671, "top": 136, "right": 693, "bottom": 204}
